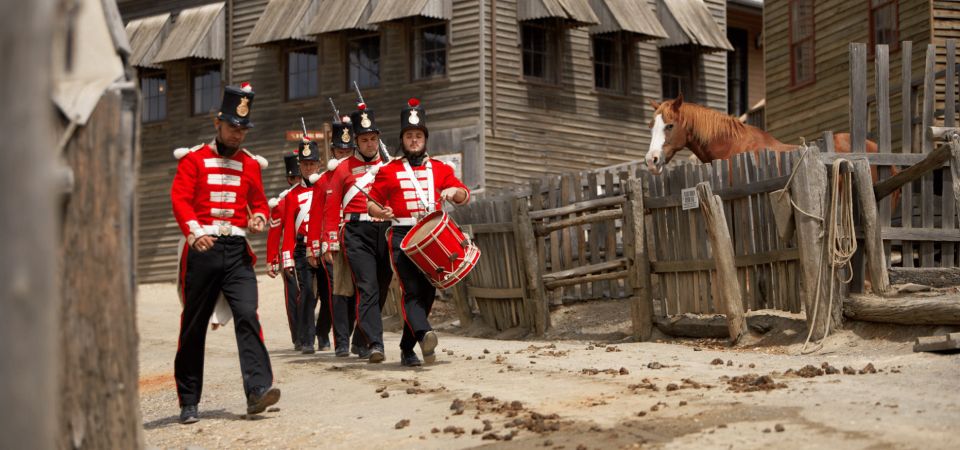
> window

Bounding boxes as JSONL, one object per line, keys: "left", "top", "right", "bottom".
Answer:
{"left": 287, "top": 46, "right": 319, "bottom": 100}
{"left": 789, "top": 0, "right": 815, "bottom": 87}
{"left": 191, "top": 63, "right": 221, "bottom": 115}
{"left": 727, "top": 28, "right": 749, "bottom": 116}
{"left": 592, "top": 33, "right": 629, "bottom": 93}
{"left": 348, "top": 33, "right": 380, "bottom": 89}
{"left": 413, "top": 22, "right": 448, "bottom": 80}
{"left": 869, "top": 0, "right": 899, "bottom": 52}
{"left": 521, "top": 21, "right": 559, "bottom": 83}
{"left": 660, "top": 47, "right": 697, "bottom": 102}
{"left": 140, "top": 71, "right": 166, "bottom": 123}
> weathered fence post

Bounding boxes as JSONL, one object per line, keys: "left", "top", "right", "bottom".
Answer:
{"left": 791, "top": 147, "right": 843, "bottom": 339}
{"left": 514, "top": 197, "right": 548, "bottom": 335}
{"left": 952, "top": 139, "right": 960, "bottom": 225}
{"left": 623, "top": 178, "right": 653, "bottom": 341}
{"left": 851, "top": 159, "right": 891, "bottom": 295}
{"left": 695, "top": 182, "right": 747, "bottom": 344}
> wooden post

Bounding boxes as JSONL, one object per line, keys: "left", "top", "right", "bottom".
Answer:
{"left": 695, "top": 182, "right": 746, "bottom": 344}
{"left": 849, "top": 43, "right": 867, "bottom": 154}
{"left": 851, "top": 159, "right": 891, "bottom": 295}
{"left": 450, "top": 280, "right": 473, "bottom": 329}
{"left": 953, "top": 140, "right": 960, "bottom": 225}
{"left": 623, "top": 178, "right": 653, "bottom": 341}
{"left": 790, "top": 146, "right": 843, "bottom": 340}
{"left": 0, "top": 0, "right": 58, "bottom": 448}
{"left": 514, "top": 197, "right": 548, "bottom": 336}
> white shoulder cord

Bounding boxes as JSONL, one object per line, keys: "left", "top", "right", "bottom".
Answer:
{"left": 402, "top": 159, "right": 434, "bottom": 214}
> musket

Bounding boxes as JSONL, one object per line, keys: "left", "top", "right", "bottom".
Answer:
{"left": 352, "top": 81, "right": 391, "bottom": 162}
{"left": 328, "top": 98, "right": 341, "bottom": 124}
{"left": 300, "top": 117, "right": 308, "bottom": 136}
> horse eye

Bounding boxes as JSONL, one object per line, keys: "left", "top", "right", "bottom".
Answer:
{"left": 665, "top": 124, "right": 674, "bottom": 131}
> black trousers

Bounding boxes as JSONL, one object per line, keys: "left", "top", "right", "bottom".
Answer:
{"left": 282, "top": 268, "right": 300, "bottom": 346}
{"left": 388, "top": 227, "right": 436, "bottom": 352}
{"left": 320, "top": 261, "right": 357, "bottom": 350}
{"left": 342, "top": 221, "right": 392, "bottom": 349}
{"left": 175, "top": 236, "right": 273, "bottom": 406}
{"left": 294, "top": 244, "right": 331, "bottom": 348}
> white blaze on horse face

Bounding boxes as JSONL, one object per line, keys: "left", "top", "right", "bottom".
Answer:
{"left": 646, "top": 114, "right": 667, "bottom": 174}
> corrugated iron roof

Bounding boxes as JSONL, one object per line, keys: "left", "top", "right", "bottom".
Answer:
{"left": 306, "top": 0, "right": 377, "bottom": 35}
{"left": 588, "top": 0, "right": 667, "bottom": 39}
{"left": 367, "top": 0, "right": 452, "bottom": 24}
{"left": 245, "top": 0, "right": 319, "bottom": 46}
{"left": 153, "top": 2, "right": 225, "bottom": 63}
{"left": 518, "top": 0, "right": 599, "bottom": 26}
{"left": 657, "top": 0, "right": 732, "bottom": 52}
{"left": 125, "top": 13, "right": 170, "bottom": 68}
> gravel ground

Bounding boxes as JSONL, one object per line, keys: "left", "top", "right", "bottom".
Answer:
{"left": 138, "top": 279, "right": 960, "bottom": 449}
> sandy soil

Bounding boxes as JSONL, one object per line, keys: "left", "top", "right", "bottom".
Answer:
{"left": 138, "top": 279, "right": 960, "bottom": 450}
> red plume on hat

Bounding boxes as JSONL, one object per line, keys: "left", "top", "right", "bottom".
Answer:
{"left": 357, "top": 102, "right": 367, "bottom": 111}
{"left": 240, "top": 82, "right": 253, "bottom": 92}
{"left": 408, "top": 98, "right": 420, "bottom": 107}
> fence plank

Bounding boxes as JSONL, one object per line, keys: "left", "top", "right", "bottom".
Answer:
{"left": 683, "top": 164, "right": 703, "bottom": 313}
{"left": 850, "top": 43, "right": 868, "bottom": 153}
{"left": 625, "top": 177, "right": 653, "bottom": 339}
{"left": 514, "top": 197, "right": 547, "bottom": 335}
{"left": 876, "top": 44, "right": 894, "bottom": 262}
{"left": 901, "top": 41, "right": 915, "bottom": 268}
{"left": 696, "top": 182, "right": 746, "bottom": 343}
{"left": 587, "top": 172, "right": 602, "bottom": 297}
{"left": 944, "top": 40, "right": 957, "bottom": 268}
{"left": 852, "top": 159, "right": 891, "bottom": 294}
{"left": 560, "top": 174, "right": 575, "bottom": 301}
{"left": 921, "top": 44, "right": 937, "bottom": 267}
{"left": 604, "top": 171, "right": 619, "bottom": 298}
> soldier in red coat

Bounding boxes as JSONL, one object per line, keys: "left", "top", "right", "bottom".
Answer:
{"left": 266, "top": 152, "right": 302, "bottom": 350}
{"left": 320, "top": 104, "right": 393, "bottom": 363}
{"left": 170, "top": 83, "right": 280, "bottom": 424}
{"left": 280, "top": 136, "right": 332, "bottom": 353}
{"left": 368, "top": 98, "right": 470, "bottom": 367}
{"left": 307, "top": 118, "right": 361, "bottom": 357}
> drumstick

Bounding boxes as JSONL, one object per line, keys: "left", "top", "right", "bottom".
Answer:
{"left": 355, "top": 186, "right": 395, "bottom": 221}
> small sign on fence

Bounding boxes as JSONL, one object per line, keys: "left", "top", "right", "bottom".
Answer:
{"left": 681, "top": 187, "right": 699, "bottom": 210}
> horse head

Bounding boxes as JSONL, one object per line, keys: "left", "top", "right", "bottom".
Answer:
{"left": 646, "top": 94, "right": 688, "bottom": 175}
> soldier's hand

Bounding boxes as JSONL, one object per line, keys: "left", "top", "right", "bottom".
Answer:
{"left": 192, "top": 235, "right": 217, "bottom": 252}
{"left": 267, "top": 263, "right": 279, "bottom": 278}
{"left": 441, "top": 187, "right": 464, "bottom": 203}
{"left": 248, "top": 215, "right": 266, "bottom": 234}
{"left": 377, "top": 206, "right": 396, "bottom": 221}
{"left": 307, "top": 255, "right": 319, "bottom": 268}
{"left": 323, "top": 251, "right": 335, "bottom": 265}
{"left": 284, "top": 266, "right": 296, "bottom": 277}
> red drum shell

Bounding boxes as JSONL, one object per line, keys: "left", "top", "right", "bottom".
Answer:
{"left": 400, "top": 211, "right": 480, "bottom": 289}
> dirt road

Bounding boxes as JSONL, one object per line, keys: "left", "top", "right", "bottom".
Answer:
{"left": 138, "top": 279, "right": 959, "bottom": 449}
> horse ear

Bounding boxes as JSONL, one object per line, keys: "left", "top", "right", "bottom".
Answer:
{"left": 673, "top": 93, "right": 684, "bottom": 111}
{"left": 648, "top": 99, "right": 660, "bottom": 110}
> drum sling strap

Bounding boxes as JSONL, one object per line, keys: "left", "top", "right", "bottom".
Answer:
{"left": 402, "top": 159, "right": 434, "bottom": 217}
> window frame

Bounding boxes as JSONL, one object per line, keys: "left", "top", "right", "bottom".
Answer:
{"left": 727, "top": 27, "right": 749, "bottom": 116}
{"left": 520, "top": 19, "right": 561, "bottom": 85}
{"left": 190, "top": 61, "right": 222, "bottom": 117}
{"left": 140, "top": 69, "right": 167, "bottom": 124}
{"left": 345, "top": 31, "right": 382, "bottom": 91}
{"left": 659, "top": 46, "right": 699, "bottom": 103}
{"left": 591, "top": 31, "right": 631, "bottom": 94}
{"left": 411, "top": 19, "right": 450, "bottom": 82}
{"left": 868, "top": 0, "right": 899, "bottom": 55}
{"left": 788, "top": 0, "right": 816, "bottom": 89}
{"left": 284, "top": 44, "right": 320, "bottom": 102}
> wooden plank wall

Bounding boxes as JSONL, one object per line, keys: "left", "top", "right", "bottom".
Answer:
{"left": 764, "top": 0, "right": 930, "bottom": 151}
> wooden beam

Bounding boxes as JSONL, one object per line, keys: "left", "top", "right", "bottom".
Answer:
{"left": 696, "top": 182, "right": 746, "bottom": 345}
{"left": 851, "top": 159, "right": 890, "bottom": 295}
{"left": 889, "top": 267, "right": 960, "bottom": 288}
{"left": 844, "top": 294, "right": 960, "bottom": 325}
{"left": 468, "top": 222, "right": 513, "bottom": 234}
{"left": 790, "top": 145, "right": 843, "bottom": 340}
{"left": 514, "top": 198, "right": 548, "bottom": 336}
{"left": 542, "top": 258, "right": 626, "bottom": 282}
{"left": 654, "top": 315, "right": 729, "bottom": 339}
{"left": 650, "top": 248, "right": 800, "bottom": 273}
{"left": 527, "top": 195, "right": 624, "bottom": 220}
{"left": 534, "top": 208, "right": 622, "bottom": 236}
{"left": 644, "top": 174, "right": 789, "bottom": 209}
{"left": 544, "top": 269, "right": 629, "bottom": 290}
{"left": 623, "top": 178, "right": 653, "bottom": 341}
{"left": 818, "top": 152, "right": 941, "bottom": 166}
{"left": 929, "top": 126, "right": 960, "bottom": 140}
{"left": 873, "top": 143, "right": 952, "bottom": 201}
{"left": 466, "top": 286, "right": 524, "bottom": 300}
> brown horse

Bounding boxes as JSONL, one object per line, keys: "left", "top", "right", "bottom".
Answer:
{"left": 644, "top": 93, "right": 879, "bottom": 175}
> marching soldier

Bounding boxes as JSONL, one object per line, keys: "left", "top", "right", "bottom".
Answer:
{"left": 280, "top": 137, "right": 332, "bottom": 354}
{"left": 321, "top": 103, "right": 392, "bottom": 363}
{"left": 170, "top": 83, "right": 280, "bottom": 424}
{"left": 266, "top": 152, "right": 302, "bottom": 350}
{"left": 368, "top": 98, "right": 470, "bottom": 367}
{"left": 307, "top": 117, "right": 362, "bottom": 357}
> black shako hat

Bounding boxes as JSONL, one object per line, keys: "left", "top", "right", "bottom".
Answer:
{"left": 400, "top": 97, "right": 428, "bottom": 138}
{"left": 283, "top": 152, "right": 300, "bottom": 177}
{"left": 331, "top": 117, "right": 355, "bottom": 149}
{"left": 298, "top": 138, "right": 320, "bottom": 162}
{"left": 349, "top": 102, "right": 379, "bottom": 136}
{"left": 217, "top": 82, "right": 255, "bottom": 128}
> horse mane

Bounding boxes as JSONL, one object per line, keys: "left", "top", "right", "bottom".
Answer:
{"left": 660, "top": 100, "right": 749, "bottom": 147}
